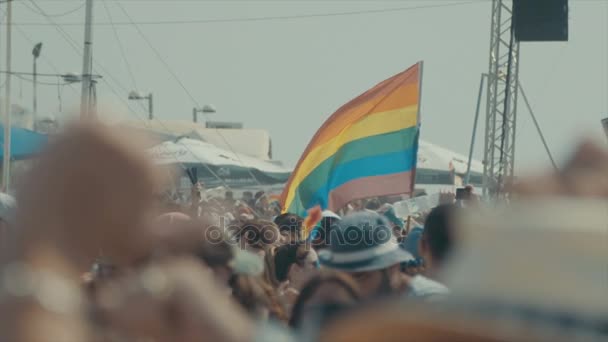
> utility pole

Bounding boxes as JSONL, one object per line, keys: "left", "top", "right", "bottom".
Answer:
{"left": 148, "top": 92, "right": 153, "bottom": 120}
{"left": 482, "top": 0, "right": 520, "bottom": 199}
{"left": 32, "top": 42, "right": 42, "bottom": 130}
{"left": 80, "top": 0, "right": 94, "bottom": 118}
{"left": 2, "top": 0, "right": 13, "bottom": 192}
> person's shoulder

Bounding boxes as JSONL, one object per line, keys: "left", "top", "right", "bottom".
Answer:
{"left": 408, "top": 275, "right": 449, "bottom": 299}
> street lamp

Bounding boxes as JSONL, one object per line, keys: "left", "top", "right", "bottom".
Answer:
{"left": 192, "top": 104, "right": 216, "bottom": 123}
{"left": 32, "top": 42, "right": 42, "bottom": 130}
{"left": 61, "top": 72, "right": 81, "bottom": 84}
{"left": 128, "top": 91, "right": 153, "bottom": 120}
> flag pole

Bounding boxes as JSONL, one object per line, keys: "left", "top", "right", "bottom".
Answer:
{"left": 410, "top": 61, "right": 424, "bottom": 196}
{"left": 416, "top": 61, "right": 424, "bottom": 127}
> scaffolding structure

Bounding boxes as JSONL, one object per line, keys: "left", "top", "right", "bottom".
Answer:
{"left": 483, "top": 0, "right": 521, "bottom": 198}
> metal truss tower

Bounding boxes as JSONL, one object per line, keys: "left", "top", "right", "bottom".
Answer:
{"left": 483, "top": 0, "right": 520, "bottom": 198}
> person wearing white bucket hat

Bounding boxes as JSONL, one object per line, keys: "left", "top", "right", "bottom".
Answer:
{"left": 318, "top": 211, "right": 414, "bottom": 299}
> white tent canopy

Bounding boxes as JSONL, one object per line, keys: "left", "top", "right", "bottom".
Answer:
{"left": 417, "top": 140, "right": 483, "bottom": 174}
{"left": 148, "top": 138, "right": 290, "bottom": 187}
{"left": 121, "top": 119, "right": 272, "bottom": 160}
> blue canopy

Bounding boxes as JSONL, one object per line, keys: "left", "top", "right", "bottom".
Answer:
{"left": 0, "top": 125, "right": 48, "bottom": 160}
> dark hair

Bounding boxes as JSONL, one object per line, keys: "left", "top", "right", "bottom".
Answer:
{"left": 273, "top": 213, "right": 304, "bottom": 234}
{"left": 365, "top": 198, "right": 381, "bottom": 211}
{"left": 289, "top": 271, "right": 361, "bottom": 328}
{"left": 254, "top": 191, "right": 265, "bottom": 201}
{"left": 274, "top": 243, "right": 309, "bottom": 282}
{"left": 263, "top": 242, "right": 310, "bottom": 287}
{"left": 422, "top": 204, "right": 457, "bottom": 265}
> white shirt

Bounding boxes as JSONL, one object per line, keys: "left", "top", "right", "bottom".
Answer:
{"left": 409, "top": 275, "right": 450, "bottom": 299}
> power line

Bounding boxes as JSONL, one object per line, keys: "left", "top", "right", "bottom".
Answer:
{"left": 20, "top": 0, "right": 85, "bottom": 17}
{"left": 7, "top": 1, "right": 487, "bottom": 26}
{"left": 12, "top": 73, "right": 69, "bottom": 86}
{"left": 6, "top": 0, "right": 493, "bottom": 2}
{"left": 24, "top": 0, "right": 145, "bottom": 114}
{"left": 25, "top": 0, "right": 82, "bottom": 53}
{"left": 101, "top": 0, "right": 138, "bottom": 91}
{"left": 20, "top": 1, "right": 162, "bottom": 129}
{"left": 14, "top": 1, "right": 298, "bottom": 193}
{"left": 0, "top": 70, "right": 97, "bottom": 77}
{"left": 0, "top": 7, "right": 81, "bottom": 96}
{"left": 116, "top": 4, "right": 199, "bottom": 115}
{"left": 26, "top": 1, "right": 243, "bottom": 190}
{"left": 116, "top": 3, "right": 265, "bottom": 188}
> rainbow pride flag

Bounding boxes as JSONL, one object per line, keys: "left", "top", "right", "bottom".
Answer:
{"left": 281, "top": 62, "right": 422, "bottom": 216}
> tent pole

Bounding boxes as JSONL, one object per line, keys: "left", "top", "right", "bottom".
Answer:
{"left": 465, "top": 73, "right": 486, "bottom": 186}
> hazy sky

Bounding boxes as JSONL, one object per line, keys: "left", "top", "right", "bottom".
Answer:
{"left": 2, "top": 0, "right": 607, "bottom": 175}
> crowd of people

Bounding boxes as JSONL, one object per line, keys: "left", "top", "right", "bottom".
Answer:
{"left": 0, "top": 122, "right": 606, "bottom": 342}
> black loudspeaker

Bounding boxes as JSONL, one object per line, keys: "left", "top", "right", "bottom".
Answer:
{"left": 513, "top": 0, "right": 568, "bottom": 42}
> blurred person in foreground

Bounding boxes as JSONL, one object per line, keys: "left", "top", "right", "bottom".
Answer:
{"left": 318, "top": 141, "right": 608, "bottom": 342}
{"left": 136, "top": 210, "right": 292, "bottom": 327}
{"left": 144, "top": 212, "right": 264, "bottom": 285}
{"left": 0, "top": 192, "right": 16, "bottom": 256}
{"left": 0, "top": 122, "right": 295, "bottom": 342}
{"left": 0, "top": 123, "right": 162, "bottom": 342}
{"left": 289, "top": 271, "right": 361, "bottom": 332}
{"left": 317, "top": 211, "right": 413, "bottom": 299}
